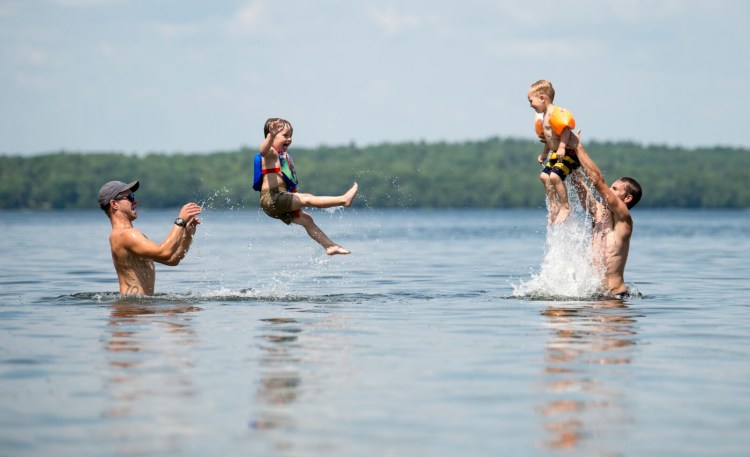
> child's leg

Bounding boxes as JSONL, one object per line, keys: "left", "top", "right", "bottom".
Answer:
{"left": 292, "top": 211, "right": 350, "bottom": 255}
{"left": 550, "top": 172, "right": 572, "bottom": 224}
{"left": 540, "top": 172, "right": 558, "bottom": 225}
{"left": 291, "top": 183, "right": 358, "bottom": 211}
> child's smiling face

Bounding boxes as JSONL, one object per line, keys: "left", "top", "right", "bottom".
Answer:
{"left": 527, "top": 91, "right": 548, "bottom": 114}
{"left": 274, "top": 125, "right": 293, "bottom": 151}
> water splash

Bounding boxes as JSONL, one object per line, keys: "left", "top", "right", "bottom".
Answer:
{"left": 322, "top": 206, "right": 345, "bottom": 215}
{"left": 513, "top": 180, "right": 607, "bottom": 300}
{"left": 197, "top": 186, "right": 236, "bottom": 211}
{"left": 513, "top": 217, "right": 605, "bottom": 300}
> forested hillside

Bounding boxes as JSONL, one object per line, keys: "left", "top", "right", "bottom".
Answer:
{"left": 0, "top": 138, "right": 745, "bottom": 209}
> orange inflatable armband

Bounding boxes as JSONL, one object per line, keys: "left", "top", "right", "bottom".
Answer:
{"left": 534, "top": 113, "right": 544, "bottom": 137}
{"left": 548, "top": 106, "right": 575, "bottom": 136}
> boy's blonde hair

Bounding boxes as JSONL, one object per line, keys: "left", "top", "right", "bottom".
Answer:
{"left": 529, "top": 80, "right": 555, "bottom": 102}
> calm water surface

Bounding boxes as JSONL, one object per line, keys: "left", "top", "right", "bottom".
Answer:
{"left": 1, "top": 208, "right": 749, "bottom": 457}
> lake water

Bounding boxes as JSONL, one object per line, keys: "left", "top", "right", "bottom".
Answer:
{"left": 1, "top": 207, "right": 749, "bottom": 457}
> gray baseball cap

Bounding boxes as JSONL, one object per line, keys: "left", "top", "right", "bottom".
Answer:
{"left": 98, "top": 180, "right": 140, "bottom": 209}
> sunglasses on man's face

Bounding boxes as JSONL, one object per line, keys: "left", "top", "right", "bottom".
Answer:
{"left": 117, "top": 192, "right": 135, "bottom": 203}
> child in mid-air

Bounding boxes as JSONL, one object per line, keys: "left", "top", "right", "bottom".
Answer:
{"left": 253, "top": 117, "right": 358, "bottom": 255}
{"left": 528, "top": 80, "right": 580, "bottom": 224}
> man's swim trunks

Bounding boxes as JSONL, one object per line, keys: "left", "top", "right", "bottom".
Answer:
{"left": 542, "top": 148, "right": 581, "bottom": 180}
{"left": 259, "top": 188, "right": 300, "bottom": 225}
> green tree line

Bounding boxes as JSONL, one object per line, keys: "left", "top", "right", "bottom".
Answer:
{"left": 0, "top": 138, "right": 746, "bottom": 209}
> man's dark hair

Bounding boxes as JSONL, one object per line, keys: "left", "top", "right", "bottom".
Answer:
{"left": 620, "top": 177, "right": 642, "bottom": 209}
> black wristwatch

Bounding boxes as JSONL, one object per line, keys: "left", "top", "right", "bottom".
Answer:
{"left": 174, "top": 217, "right": 186, "bottom": 227}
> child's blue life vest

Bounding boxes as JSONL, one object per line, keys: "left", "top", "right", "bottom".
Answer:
{"left": 253, "top": 152, "right": 298, "bottom": 192}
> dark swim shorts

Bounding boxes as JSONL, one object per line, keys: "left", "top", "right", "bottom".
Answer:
{"left": 259, "top": 188, "right": 300, "bottom": 225}
{"left": 542, "top": 148, "right": 581, "bottom": 181}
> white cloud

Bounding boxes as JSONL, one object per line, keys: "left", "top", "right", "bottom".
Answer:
{"left": 609, "top": 0, "right": 686, "bottom": 22}
{"left": 227, "top": 0, "right": 266, "bottom": 36}
{"left": 0, "top": 2, "right": 17, "bottom": 17}
{"left": 148, "top": 21, "right": 206, "bottom": 40}
{"left": 1, "top": 0, "right": 749, "bottom": 153}
{"left": 98, "top": 42, "right": 116, "bottom": 57}
{"left": 15, "top": 70, "right": 50, "bottom": 89}
{"left": 14, "top": 44, "right": 52, "bottom": 67}
{"left": 369, "top": 6, "right": 425, "bottom": 35}
{"left": 52, "top": 0, "right": 124, "bottom": 6}
{"left": 488, "top": 38, "right": 604, "bottom": 61}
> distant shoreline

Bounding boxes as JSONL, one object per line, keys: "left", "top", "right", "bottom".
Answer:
{"left": 1, "top": 138, "right": 746, "bottom": 209}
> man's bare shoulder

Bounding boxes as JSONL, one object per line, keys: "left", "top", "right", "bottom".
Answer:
{"left": 109, "top": 226, "right": 145, "bottom": 249}
{"left": 610, "top": 198, "right": 632, "bottom": 223}
{"left": 611, "top": 202, "right": 633, "bottom": 236}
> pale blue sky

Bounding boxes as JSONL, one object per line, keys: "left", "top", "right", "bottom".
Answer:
{"left": 1, "top": 0, "right": 748, "bottom": 155}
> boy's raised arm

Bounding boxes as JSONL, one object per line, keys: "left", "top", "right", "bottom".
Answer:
{"left": 259, "top": 131, "right": 275, "bottom": 157}
{"left": 259, "top": 119, "right": 283, "bottom": 158}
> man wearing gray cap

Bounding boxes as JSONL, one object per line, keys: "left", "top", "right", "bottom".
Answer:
{"left": 98, "top": 180, "right": 202, "bottom": 295}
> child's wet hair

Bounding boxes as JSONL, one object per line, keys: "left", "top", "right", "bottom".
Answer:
{"left": 529, "top": 80, "right": 555, "bottom": 101}
{"left": 263, "top": 118, "right": 293, "bottom": 137}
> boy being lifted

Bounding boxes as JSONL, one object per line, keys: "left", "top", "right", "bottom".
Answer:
{"left": 528, "top": 80, "right": 580, "bottom": 224}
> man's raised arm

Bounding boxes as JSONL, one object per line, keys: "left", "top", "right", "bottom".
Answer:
{"left": 576, "top": 143, "right": 630, "bottom": 219}
{"left": 161, "top": 218, "right": 200, "bottom": 266}
{"left": 116, "top": 203, "right": 201, "bottom": 263}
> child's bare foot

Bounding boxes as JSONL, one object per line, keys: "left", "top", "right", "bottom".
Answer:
{"left": 326, "top": 245, "right": 351, "bottom": 255}
{"left": 555, "top": 205, "right": 572, "bottom": 224}
{"left": 547, "top": 206, "right": 559, "bottom": 225}
{"left": 342, "top": 183, "right": 358, "bottom": 207}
